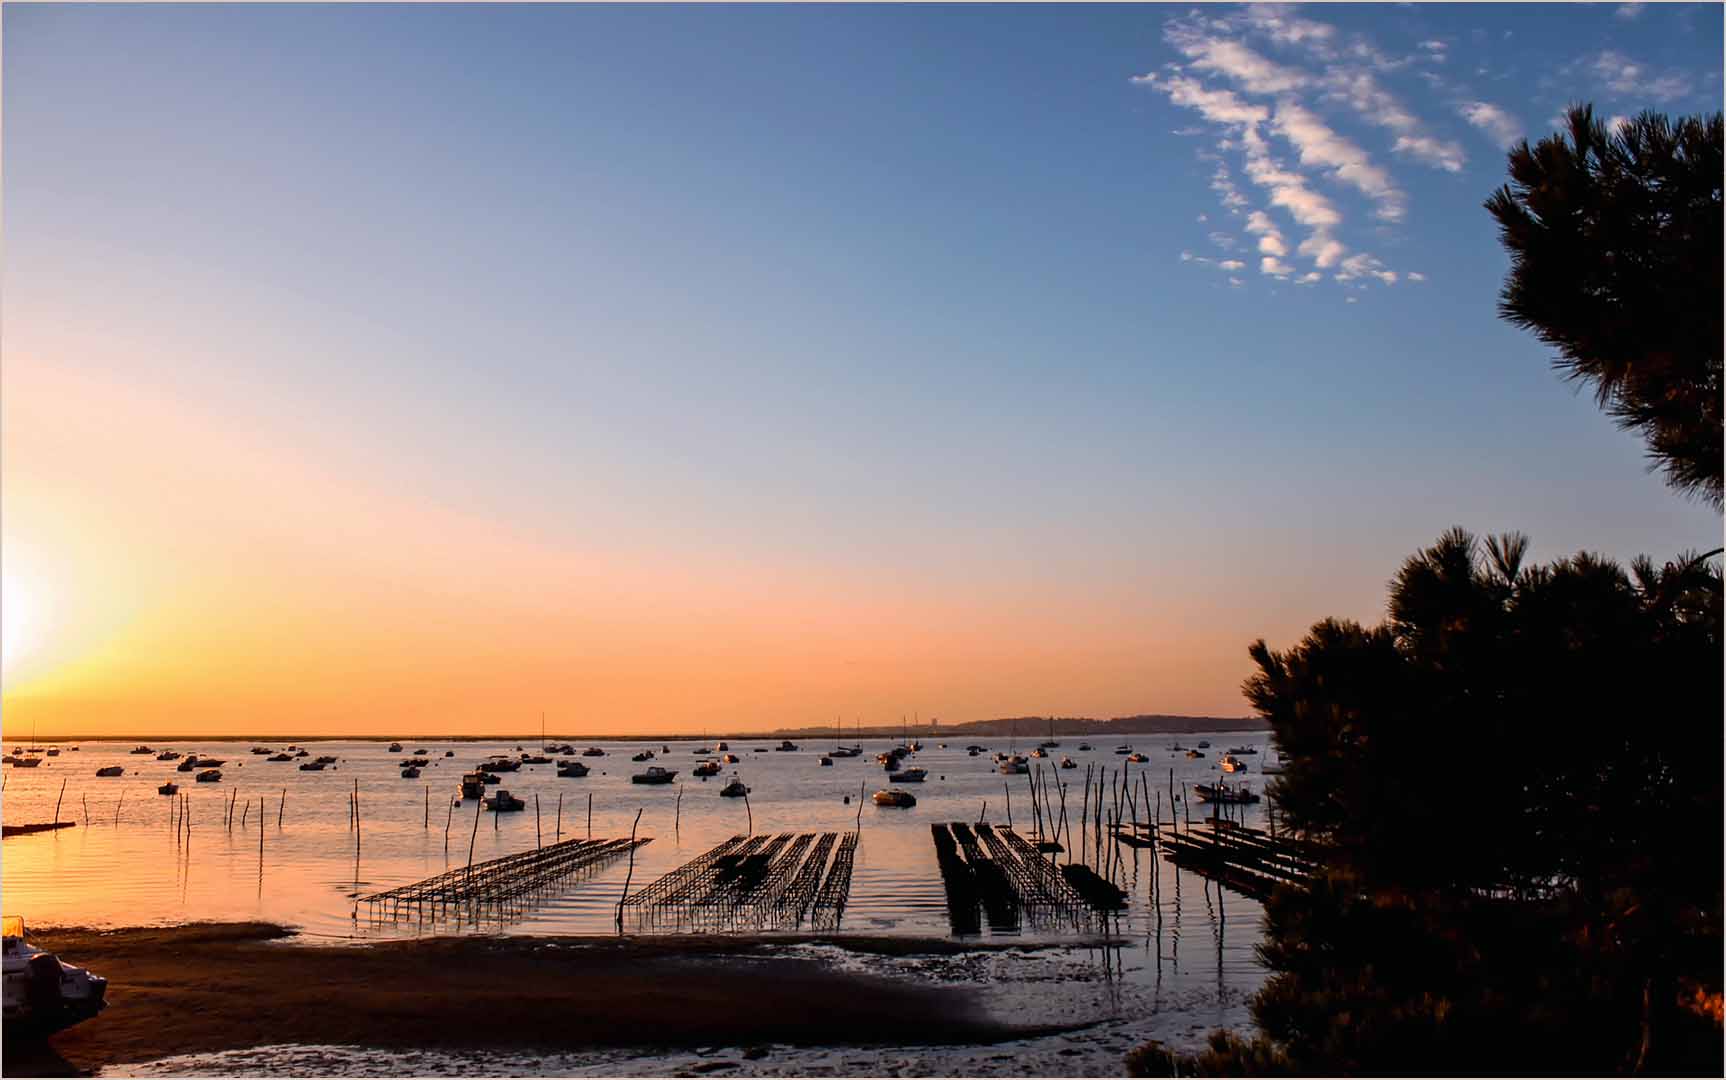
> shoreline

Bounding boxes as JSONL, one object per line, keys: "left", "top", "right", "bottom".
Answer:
{"left": 17, "top": 923, "right": 1087, "bottom": 1077}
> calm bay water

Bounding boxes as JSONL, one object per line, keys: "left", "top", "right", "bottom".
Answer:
{"left": 7, "top": 733, "right": 1275, "bottom": 1071}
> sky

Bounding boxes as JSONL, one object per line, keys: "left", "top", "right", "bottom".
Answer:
{"left": 3, "top": 3, "right": 1721, "bottom": 737}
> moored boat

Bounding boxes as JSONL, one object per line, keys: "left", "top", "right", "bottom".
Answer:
{"left": 1126, "top": 751, "right": 1149, "bottom": 763}
{"left": 388, "top": 743, "right": 403, "bottom": 753}
{"left": 719, "top": 776, "right": 749, "bottom": 798}
{"left": 298, "top": 761, "right": 326, "bottom": 771}
{"left": 556, "top": 760, "right": 590, "bottom": 778}
{"left": 459, "top": 772, "right": 489, "bottom": 798}
{"left": 631, "top": 766, "right": 678, "bottom": 785}
{"left": 1219, "top": 754, "right": 1247, "bottom": 773}
{"left": 267, "top": 753, "right": 293, "bottom": 762}
{"left": 631, "top": 750, "right": 654, "bottom": 762}
{"left": 581, "top": 747, "right": 606, "bottom": 757}
{"left": 998, "top": 755, "right": 1029, "bottom": 775}
{"left": 400, "top": 766, "right": 421, "bottom": 779}
{"left": 156, "top": 750, "right": 180, "bottom": 761}
{"left": 888, "top": 766, "right": 927, "bottom": 783}
{"left": 1193, "top": 781, "right": 1258, "bottom": 804}
{"left": 95, "top": 766, "right": 123, "bottom": 777}
{"left": 195, "top": 769, "right": 222, "bottom": 783}
{"left": 873, "top": 788, "right": 916, "bottom": 808}
{"left": 157, "top": 782, "right": 177, "bottom": 795}
{"left": 129, "top": 746, "right": 153, "bottom": 755}
{"left": 775, "top": 740, "right": 799, "bottom": 752}
{"left": 693, "top": 760, "right": 721, "bottom": 778}
{"left": 1186, "top": 749, "right": 1206, "bottom": 759}
{"left": 1059, "top": 756, "right": 1077, "bottom": 769}
{"left": 483, "top": 789, "right": 525, "bottom": 812}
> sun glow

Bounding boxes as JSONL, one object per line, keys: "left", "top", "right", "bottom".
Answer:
{"left": 2, "top": 566, "right": 39, "bottom": 678}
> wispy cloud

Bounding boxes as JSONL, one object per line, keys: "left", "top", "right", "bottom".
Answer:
{"left": 1459, "top": 101, "right": 1522, "bottom": 147}
{"left": 1589, "top": 49, "right": 1691, "bottom": 102}
{"left": 1271, "top": 99, "right": 1406, "bottom": 221}
{"left": 1615, "top": 3, "right": 1645, "bottom": 18}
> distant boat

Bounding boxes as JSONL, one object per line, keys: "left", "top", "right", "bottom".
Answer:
{"left": 484, "top": 789, "right": 525, "bottom": 812}
{"left": 719, "top": 776, "right": 749, "bottom": 798}
{"left": 556, "top": 760, "right": 590, "bottom": 778}
{"left": 720, "top": 753, "right": 739, "bottom": 764}
{"left": 715, "top": 742, "right": 729, "bottom": 752}
{"left": 998, "top": 756, "right": 1030, "bottom": 775}
{"left": 632, "top": 766, "right": 678, "bottom": 785}
{"left": 10, "top": 757, "right": 41, "bottom": 769}
{"left": 157, "top": 782, "right": 178, "bottom": 796}
{"left": 1193, "top": 782, "right": 1258, "bottom": 804}
{"left": 1059, "top": 756, "right": 1077, "bottom": 769}
{"left": 693, "top": 760, "right": 722, "bottom": 778}
{"left": 480, "top": 758, "right": 520, "bottom": 773}
{"left": 581, "top": 747, "right": 606, "bottom": 757}
{"left": 1219, "top": 755, "right": 1248, "bottom": 773}
{"left": 95, "top": 766, "right": 123, "bottom": 778}
{"left": 156, "top": 750, "right": 181, "bottom": 761}
{"left": 298, "top": 761, "right": 327, "bottom": 771}
{"left": 443, "top": 750, "right": 454, "bottom": 757}
{"left": 888, "top": 767, "right": 927, "bottom": 783}
{"left": 177, "top": 759, "right": 198, "bottom": 773}
{"left": 1196, "top": 740, "right": 1210, "bottom": 749}
{"left": 250, "top": 747, "right": 272, "bottom": 755}
{"left": 1226, "top": 746, "right": 1258, "bottom": 756}
{"left": 1126, "top": 752, "right": 1148, "bottom": 763}
{"left": 459, "top": 772, "right": 489, "bottom": 798}
{"left": 400, "top": 766, "right": 421, "bottom": 779}
{"left": 873, "top": 789, "right": 916, "bottom": 808}
{"left": 195, "top": 769, "right": 222, "bottom": 783}
{"left": 388, "top": 743, "right": 403, "bottom": 753}
{"left": 520, "top": 754, "right": 552, "bottom": 765}
{"left": 1077, "top": 743, "right": 1093, "bottom": 751}
{"left": 819, "top": 755, "right": 833, "bottom": 766}
{"left": 632, "top": 751, "right": 654, "bottom": 762}
{"left": 1186, "top": 749, "right": 1206, "bottom": 759}
{"left": 1029, "top": 748, "right": 1048, "bottom": 758}
{"left": 775, "top": 740, "right": 799, "bottom": 752}
{"left": 1113, "top": 745, "right": 1132, "bottom": 755}
{"left": 129, "top": 746, "right": 153, "bottom": 755}
{"left": 267, "top": 753, "right": 293, "bottom": 762}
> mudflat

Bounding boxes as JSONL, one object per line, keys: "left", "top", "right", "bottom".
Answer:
{"left": 17, "top": 923, "right": 1042, "bottom": 1076}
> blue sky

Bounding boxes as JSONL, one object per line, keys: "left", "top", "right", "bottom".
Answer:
{"left": 3, "top": 4, "right": 1721, "bottom": 726}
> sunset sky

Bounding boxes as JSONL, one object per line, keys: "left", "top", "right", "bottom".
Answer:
{"left": 4, "top": 3, "right": 1721, "bottom": 737}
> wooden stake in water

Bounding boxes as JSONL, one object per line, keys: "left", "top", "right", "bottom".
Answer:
{"left": 1005, "top": 780, "right": 1013, "bottom": 829}
{"left": 53, "top": 778, "right": 66, "bottom": 825}
{"left": 444, "top": 795, "right": 455, "bottom": 856}
{"left": 114, "top": 791, "right": 124, "bottom": 826}
{"left": 278, "top": 789, "right": 286, "bottom": 827}
{"left": 587, "top": 793, "right": 592, "bottom": 840}
{"left": 535, "top": 793, "right": 542, "bottom": 849}
{"left": 675, "top": 784, "right": 683, "bottom": 838}
{"left": 354, "top": 779, "right": 361, "bottom": 854}
{"left": 555, "top": 793, "right": 563, "bottom": 842}
{"left": 83, "top": 793, "right": 89, "bottom": 826}
{"left": 856, "top": 783, "right": 864, "bottom": 830}
{"left": 258, "top": 796, "right": 264, "bottom": 870}
{"left": 742, "top": 788, "right": 752, "bottom": 835}
{"left": 241, "top": 799, "right": 250, "bottom": 829}
{"left": 614, "top": 807, "right": 643, "bottom": 932}
{"left": 425, "top": 785, "right": 430, "bottom": 829}
{"left": 465, "top": 795, "right": 482, "bottom": 879}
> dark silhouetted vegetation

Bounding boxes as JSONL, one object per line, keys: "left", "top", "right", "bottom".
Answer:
{"left": 1129, "top": 531, "right": 1722, "bottom": 1076}
{"left": 1486, "top": 104, "right": 1723, "bottom": 507}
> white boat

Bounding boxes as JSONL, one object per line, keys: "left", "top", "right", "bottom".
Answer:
{"left": 873, "top": 788, "right": 916, "bottom": 808}
{"left": 2, "top": 917, "right": 107, "bottom": 1037}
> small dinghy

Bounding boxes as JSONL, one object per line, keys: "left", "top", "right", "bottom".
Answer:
{"left": 819, "top": 756, "right": 833, "bottom": 766}
{"left": 95, "top": 766, "right": 124, "bottom": 778}
{"left": 2, "top": 917, "right": 107, "bottom": 1038}
{"left": 721, "top": 753, "right": 739, "bottom": 764}
{"left": 1186, "top": 749, "right": 1206, "bottom": 759}
{"left": 873, "top": 788, "right": 916, "bottom": 808}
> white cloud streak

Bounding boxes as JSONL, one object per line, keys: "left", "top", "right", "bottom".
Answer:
{"left": 1459, "top": 101, "right": 1522, "bottom": 147}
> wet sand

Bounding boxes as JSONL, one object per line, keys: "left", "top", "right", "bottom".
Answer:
{"left": 16, "top": 923, "right": 1062, "bottom": 1077}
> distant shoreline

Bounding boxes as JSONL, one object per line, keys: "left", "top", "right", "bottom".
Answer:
{"left": 4, "top": 714, "right": 1267, "bottom": 744}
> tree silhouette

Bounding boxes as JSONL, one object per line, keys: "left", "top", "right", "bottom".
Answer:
{"left": 1485, "top": 105, "right": 1723, "bottom": 508}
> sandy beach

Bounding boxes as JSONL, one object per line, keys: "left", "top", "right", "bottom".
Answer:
{"left": 15, "top": 923, "right": 1077, "bottom": 1077}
